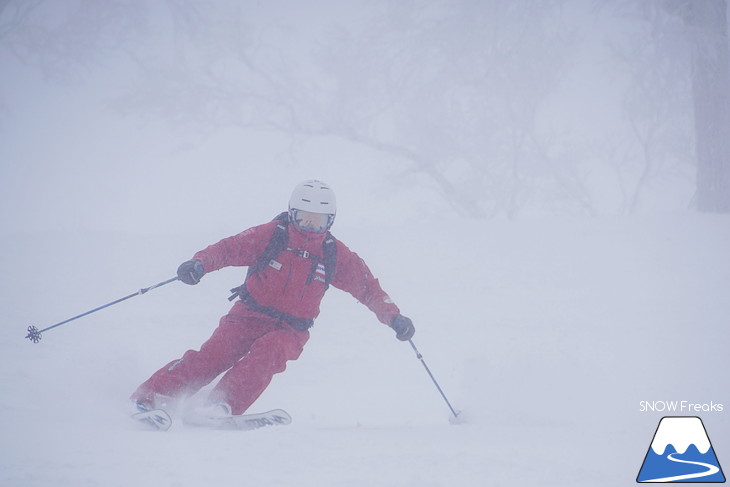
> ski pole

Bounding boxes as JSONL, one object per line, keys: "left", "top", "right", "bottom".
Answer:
{"left": 25, "top": 276, "right": 179, "bottom": 343}
{"left": 408, "top": 339, "right": 460, "bottom": 420}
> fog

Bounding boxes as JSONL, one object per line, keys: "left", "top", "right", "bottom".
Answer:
{"left": 2, "top": 0, "right": 715, "bottom": 234}
{"left": 1, "top": 2, "right": 729, "bottom": 486}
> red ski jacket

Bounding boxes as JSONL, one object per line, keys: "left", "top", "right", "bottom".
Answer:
{"left": 192, "top": 219, "right": 400, "bottom": 326}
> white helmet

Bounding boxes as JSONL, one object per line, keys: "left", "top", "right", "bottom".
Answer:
{"left": 288, "top": 180, "right": 336, "bottom": 232}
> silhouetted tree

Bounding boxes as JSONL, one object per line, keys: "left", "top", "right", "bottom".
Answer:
{"left": 683, "top": 0, "right": 730, "bottom": 213}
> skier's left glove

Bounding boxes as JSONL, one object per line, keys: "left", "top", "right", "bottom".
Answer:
{"left": 391, "top": 314, "right": 415, "bottom": 341}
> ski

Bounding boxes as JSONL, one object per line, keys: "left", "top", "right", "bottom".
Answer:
{"left": 184, "top": 408, "right": 291, "bottom": 431}
{"left": 132, "top": 408, "right": 172, "bottom": 431}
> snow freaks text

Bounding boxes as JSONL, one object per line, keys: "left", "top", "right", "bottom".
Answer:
{"left": 639, "top": 401, "right": 724, "bottom": 413}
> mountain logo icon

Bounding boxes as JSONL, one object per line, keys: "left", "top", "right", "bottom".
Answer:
{"left": 637, "top": 416, "right": 725, "bottom": 483}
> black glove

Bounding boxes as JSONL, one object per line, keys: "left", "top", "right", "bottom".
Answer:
{"left": 177, "top": 259, "right": 205, "bottom": 285}
{"left": 391, "top": 314, "right": 415, "bottom": 341}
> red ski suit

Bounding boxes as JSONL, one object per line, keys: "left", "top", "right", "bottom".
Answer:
{"left": 131, "top": 219, "right": 400, "bottom": 414}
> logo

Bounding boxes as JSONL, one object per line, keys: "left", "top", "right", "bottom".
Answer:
{"left": 637, "top": 416, "right": 725, "bottom": 483}
{"left": 639, "top": 401, "right": 724, "bottom": 413}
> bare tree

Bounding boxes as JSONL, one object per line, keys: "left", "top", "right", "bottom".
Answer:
{"left": 5, "top": 0, "right": 712, "bottom": 217}
{"left": 0, "top": 0, "right": 43, "bottom": 42}
{"left": 107, "top": 1, "right": 582, "bottom": 218}
{"left": 683, "top": 0, "right": 730, "bottom": 213}
{"left": 1, "top": 0, "right": 145, "bottom": 80}
{"left": 610, "top": 1, "right": 694, "bottom": 213}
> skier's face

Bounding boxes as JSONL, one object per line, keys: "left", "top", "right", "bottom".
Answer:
{"left": 291, "top": 209, "right": 332, "bottom": 233}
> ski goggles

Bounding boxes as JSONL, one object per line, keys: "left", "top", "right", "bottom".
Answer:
{"left": 290, "top": 209, "right": 334, "bottom": 233}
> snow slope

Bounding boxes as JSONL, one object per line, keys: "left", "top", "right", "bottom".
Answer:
{"left": 1, "top": 211, "right": 729, "bottom": 486}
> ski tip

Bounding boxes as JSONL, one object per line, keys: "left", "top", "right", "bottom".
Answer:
{"left": 264, "top": 409, "right": 292, "bottom": 425}
{"left": 183, "top": 408, "right": 292, "bottom": 431}
{"left": 132, "top": 409, "right": 172, "bottom": 431}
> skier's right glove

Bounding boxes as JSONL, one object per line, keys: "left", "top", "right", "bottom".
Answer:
{"left": 177, "top": 259, "right": 205, "bottom": 285}
{"left": 391, "top": 314, "right": 415, "bottom": 341}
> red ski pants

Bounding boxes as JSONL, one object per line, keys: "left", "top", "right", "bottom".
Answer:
{"left": 131, "top": 302, "right": 309, "bottom": 415}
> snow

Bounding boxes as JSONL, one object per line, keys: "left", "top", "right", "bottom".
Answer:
{"left": 1, "top": 211, "right": 729, "bottom": 486}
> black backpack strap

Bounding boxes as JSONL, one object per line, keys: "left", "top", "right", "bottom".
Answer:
{"left": 229, "top": 212, "right": 289, "bottom": 301}
{"left": 300, "top": 232, "right": 337, "bottom": 287}
{"left": 322, "top": 233, "right": 337, "bottom": 287}
{"left": 247, "top": 212, "right": 289, "bottom": 276}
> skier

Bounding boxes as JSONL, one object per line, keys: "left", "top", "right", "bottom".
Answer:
{"left": 130, "top": 180, "right": 415, "bottom": 420}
